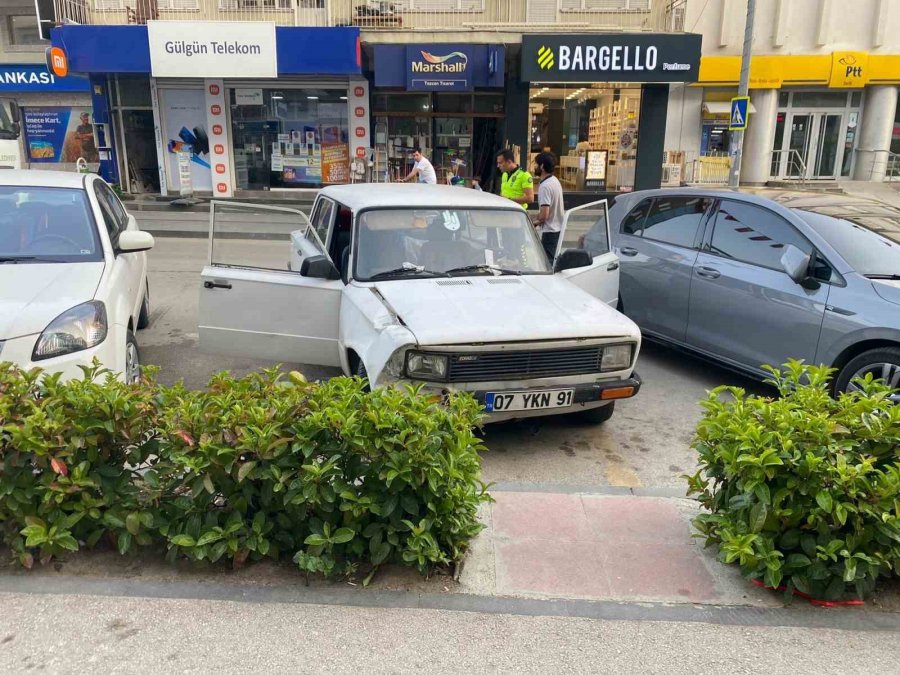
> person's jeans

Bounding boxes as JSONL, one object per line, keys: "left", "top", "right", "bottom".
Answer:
{"left": 541, "top": 231, "right": 560, "bottom": 264}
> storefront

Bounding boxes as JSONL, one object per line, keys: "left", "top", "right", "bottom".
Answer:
{"left": 0, "top": 63, "right": 93, "bottom": 170}
{"left": 51, "top": 23, "right": 365, "bottom": 195}
{"left": 517, "top": 33, "right": 702, "bottom": 193}
{"left": 372, "top": 44, "right": 505, "bottom": 185}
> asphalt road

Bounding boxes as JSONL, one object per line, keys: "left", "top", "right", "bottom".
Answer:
{"left": 138, "top": 236, "right": 769, "bottom": 491}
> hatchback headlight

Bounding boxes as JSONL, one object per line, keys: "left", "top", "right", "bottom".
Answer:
{"left": 405, "top": 351, "right": 449, "bottom": 381}
{"left": 601, "top": 344, "right": 633, "bottom": 372}
{"left": 32, "top": 301, "right": 108, "bottom": 361}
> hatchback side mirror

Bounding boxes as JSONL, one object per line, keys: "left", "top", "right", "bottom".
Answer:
{"left": 780, "top": 244, "right": 811, "bottom": 284}
{"left": 554, "top": 248, "right": 593, "bottom": 272}
{"left": 300, "top": 254, "right": 340, "bottom": 280}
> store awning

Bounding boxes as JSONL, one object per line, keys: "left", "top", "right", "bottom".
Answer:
{"left": 703, "top": 101, "right": 757, "bottom": 115}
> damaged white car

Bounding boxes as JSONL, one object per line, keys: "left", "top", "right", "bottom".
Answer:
{"left": 199, "top": 184, "right": 641, "bottom": 423}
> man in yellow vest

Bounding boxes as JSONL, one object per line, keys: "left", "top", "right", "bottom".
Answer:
{"left": 496, "top": 149, "right": 534, "bottom": 209}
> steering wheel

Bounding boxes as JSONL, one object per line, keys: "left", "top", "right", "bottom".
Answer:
{"left": 25, "top": 233, "right": 81, "bottom": 252}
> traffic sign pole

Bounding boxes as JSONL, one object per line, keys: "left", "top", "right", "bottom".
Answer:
{"left": 728, "top": 0, "right": 757, "bottom": 188}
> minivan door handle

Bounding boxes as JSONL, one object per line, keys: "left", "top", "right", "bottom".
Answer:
{"left": 619, "top": 246, "right": 638, "bottom": 257}
{"left": 203, "top": 280, "right": 232, "bottom": 290}
{"left": 695, "top": 266, "right": 721, "bottom": 280}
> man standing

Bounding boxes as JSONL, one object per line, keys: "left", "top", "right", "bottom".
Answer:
{"left": 402, "top": 147, "right": 437, "bottom": 184}
{"left": 533, "top": 151, "right": 565, "bottom": 263}
{"left": 496, "top": 149, "right": 533, "bottom": 209}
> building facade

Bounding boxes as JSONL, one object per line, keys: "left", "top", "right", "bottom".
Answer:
{"left": 666, "top": 0, "right": 900, "bottom": 184}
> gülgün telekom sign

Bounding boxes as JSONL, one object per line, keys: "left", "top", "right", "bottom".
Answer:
{"left": 147, "top": 21, "right": 277, "bottom": 79}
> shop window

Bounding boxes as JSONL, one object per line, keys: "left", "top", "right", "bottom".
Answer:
{"left": 778, "top": 92, "right": 789, "bottom": 107}
{"left": 116, "top": 77, "right": 152, "bottom": 108}
{"left": 374, "top": 94, "right": 431, "bottom": 113}
{"left": 8, "top": 15, "right": 42, "bottom": 45}
{"left": 434, "top": 94, "right": 473, "bottom": 114}
{"left": 850, "top": 92, "right": 862, "bottom": 108}
{"left": 790, "top": 91, "right": 850, "bottom": 108}
{"left": 473, "top": 95, "right": 504, "bottom": 114}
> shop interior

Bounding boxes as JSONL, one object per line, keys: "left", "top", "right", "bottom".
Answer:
{"left": 372, "top": 92, "right": 505, "bottom": 186}
{"left": 229, "top": 87, "right": 349, "bottom": 189}
{"left": 528, "top": 83, "right": 642, "bottom": 192}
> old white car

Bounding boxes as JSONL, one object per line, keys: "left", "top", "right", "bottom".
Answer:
{"left": 199, "top": 184, "right": 641, "bottom": 423}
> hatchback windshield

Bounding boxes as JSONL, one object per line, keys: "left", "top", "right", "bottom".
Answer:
{"left": 354, "top": 208, "right": 552, "bottom": 280}
{"left": 0, "top": 186, "right": 101, "bottom": 263}
{"left": 798, "top": 209, "right": 900, "bottom": 278}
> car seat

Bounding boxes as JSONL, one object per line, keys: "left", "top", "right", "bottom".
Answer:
{"left": 419, "top": 220, "right": 476, "bottom": 271}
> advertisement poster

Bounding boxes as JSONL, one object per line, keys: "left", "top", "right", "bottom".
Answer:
{"left": 321, "top": 143, "right": 349, "bottom": 184}
{"left": 23, "top": 107, "right": 98, "bottom": 164}
{"left": 159, "top": 88, "right": 212, "bottom": 192}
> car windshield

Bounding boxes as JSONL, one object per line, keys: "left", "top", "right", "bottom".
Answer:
{"left": 797, "top": 209, "right": 900, "bottom": 277}
{"left": 354, "top": 207, "right": 551, "bottom": 280}
{"left": 0, "top": 186, "right": 101, "bottom": 263}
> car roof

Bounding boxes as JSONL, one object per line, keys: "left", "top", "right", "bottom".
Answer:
{"left": 319, "top": 183, "right": 523, "bottom": 211}
{"left": 0, "top": 169, "right": 90, "bottom": 189}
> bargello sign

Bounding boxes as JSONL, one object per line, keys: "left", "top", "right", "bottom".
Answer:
{"left": 521, "top": 34, "right": 702, "bottom": 83}
{"left": 148, "top": 21, "right": 277, "bottom": 79}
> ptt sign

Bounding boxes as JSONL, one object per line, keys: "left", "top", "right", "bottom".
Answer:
{"left": 830, "top": 52, "right": 869, "bottom": 88}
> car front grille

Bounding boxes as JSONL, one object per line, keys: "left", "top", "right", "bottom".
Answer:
{"left": 446, "top": 345, "right": 610, "bottom": 382}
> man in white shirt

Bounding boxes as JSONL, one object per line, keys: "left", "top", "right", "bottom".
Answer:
{"left": 533, "top": 151, "right": 565, "bottom": 263}
{"left": 402, "top": 148, "right": 437, "bottom": 184}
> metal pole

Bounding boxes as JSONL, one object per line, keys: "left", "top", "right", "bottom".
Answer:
{"left": 728, "top": 0, "right": 756, "bottom": 188}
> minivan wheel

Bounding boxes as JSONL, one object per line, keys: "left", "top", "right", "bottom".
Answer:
{"left": 834, "top": 347, "right": 900, "bottom": 403}
{"left": 124, "top": 331, "right": 142, "bottom": 384}
{"left": 576, "top": 401, "right": 615, "bottom": 424}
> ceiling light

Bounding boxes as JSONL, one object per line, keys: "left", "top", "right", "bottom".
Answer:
{"left": 271, "top": 95, "right": 283, "bottom": 100}
{"left": 340, "top": 96, "right": 347, "bottom": 100}
{"left": 308, "top": 96, "right": 319, "bottom": 100}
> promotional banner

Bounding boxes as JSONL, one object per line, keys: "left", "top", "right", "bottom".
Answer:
{"left": 205, "top": 79, "right": 233, "bottom": 197}
{"left": 23, "top": 107, "right": 98, "bottom": 164}
{"left": 148, "top": 21, "right": 277, "bottom": 79}
{"left": 321, "top": 142, "right": 350, "bottom": 184}
{"left": 159, "top": 88, "right": 212, "bottom": 192}
{"left": 348, "top": 78, "right": 370, "bottom": 162}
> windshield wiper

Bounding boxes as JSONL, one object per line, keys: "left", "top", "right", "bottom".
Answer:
{"left": 445, "top": 264, "right": 522, "bottom": 276}
{"left": 369, "top": 262, "right": 449, "bottom": 280}
{"left": 866, "top": 274, "right": 900, "bottom": 280}
{"left": 0, "top": 256, "right": 47, "bottom": 264}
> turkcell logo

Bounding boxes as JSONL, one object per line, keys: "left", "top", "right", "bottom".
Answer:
{"left": 537, "top": 46, "right": 555, "bottom": 70}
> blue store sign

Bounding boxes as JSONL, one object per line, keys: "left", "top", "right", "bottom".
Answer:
{"left": 406, "top": 45, "right": 473, "bottom": 91}
{"left": 0, "top": 64, "right": 90, "bottom": 93}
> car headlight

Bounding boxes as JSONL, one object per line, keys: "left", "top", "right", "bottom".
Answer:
{"left": 32, "top": 301, "right": 108, "bottom": 361}
{"left": 601, "top": 344, "right": 633, "bottom": 372}
{"left": 405, "top": 351, "right": 449, "bottom": 381}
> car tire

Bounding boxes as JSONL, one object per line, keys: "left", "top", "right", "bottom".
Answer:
{"left": 137, "top": 280, "right": 150, "bottom": 330}
{"left": 834, "top": 347, "right": 900, "bottom": 401}
{"left": 575, "top": 401, "right": 615, "bottom": 424}
{"left": 124, "top": 330, "right": 142, "bottom": 384}
{"left": 354, "top": 356, "right": 371, "bottom": 392}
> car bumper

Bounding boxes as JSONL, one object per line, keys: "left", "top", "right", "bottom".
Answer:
{"left": 0, "top": 325, "right": 126, "bottom": 382}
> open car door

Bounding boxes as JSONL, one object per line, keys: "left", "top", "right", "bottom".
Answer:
{"left": 554, "top": 199, "right": 619, "bottom": 307}
{"left": 199, "top": 201, "right": 343, "bottom": 367}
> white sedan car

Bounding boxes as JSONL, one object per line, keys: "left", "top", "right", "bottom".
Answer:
{"left": 0, "top": 170, "right": 154, "bottom": 382}
{"left": 199, "top": 184, "right": 641, "bottom": 423}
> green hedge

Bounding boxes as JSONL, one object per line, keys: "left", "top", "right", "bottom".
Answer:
{"left": 687, "top": 361, "right": 900, "bottom": 600}
{"left": 0, "top": 362, "right": 490, "bottom": 580}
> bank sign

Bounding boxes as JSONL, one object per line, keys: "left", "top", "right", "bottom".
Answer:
{"left": 521, "top": 34, "right": 701, "bottom": 83}
{"left": 0, "top": 64, "right": 90, "bottom": 93}
{"left": 407, "top": 45, "right": 473, "bottom": 91}
{"left": 147, "top": 21, "right": 277, "bottom": 78}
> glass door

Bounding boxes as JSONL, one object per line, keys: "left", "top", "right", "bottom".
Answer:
{"left": 786, "top": 113, "right": 813, "bottom": 177}
{"left": 812, "top": 113, "right": 843, "bottom": 179}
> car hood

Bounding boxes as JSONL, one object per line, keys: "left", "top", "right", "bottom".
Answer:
{"left": 871, "top": 278, "right": 900, "bottom": 307}
{"left": 372, "top": 274, "right": 638, "bottom": 346}
{"left": 0, "top": 263, "right": 104, "bottom": 339}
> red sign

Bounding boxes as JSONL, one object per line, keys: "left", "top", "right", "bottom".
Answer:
{"left": 355, "top": 106, "right": 365, "bottom": 118}
{"left": 355, "top": 127, "right": 366, "bottom": 138}
{"left": 214, "top": 144, "right": 225, "bottom": 154}
{"left": 217, "top": 183, "right": 228, "bottom": 193}
{"left": 212, "top": 124, "right": 223, "bottom": 135}
{"left": 210, "top": 104, "right": 222, "bottom": 115}
{"left": 354, "top": 86, "right": 365, "bottom": 97}
{"left": 356, "top": 147, "right": 366, "bottom": 158}
{"left": 208, "top": 84, "right": 220, "bottom": 96}
{"left": 215, "top": 163, "right": 226, "bottom": 174}
{"left": 47, "top": 47, "right": 68, "bottom": 78}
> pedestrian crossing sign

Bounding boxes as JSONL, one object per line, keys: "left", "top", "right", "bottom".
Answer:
{"left": 729, "top": 96, "right": 750, "bottom": 131}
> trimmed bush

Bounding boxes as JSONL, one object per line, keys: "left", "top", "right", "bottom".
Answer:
{"left": 0, "top": 362, "right": 490, "bottom": 580}
{"left": 687, "top": 361, "right": 900, "bottom": 600}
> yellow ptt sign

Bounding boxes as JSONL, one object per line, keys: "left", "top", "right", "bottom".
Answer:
{"left": 830, "top": 51, "right": 870, "bottom": 88}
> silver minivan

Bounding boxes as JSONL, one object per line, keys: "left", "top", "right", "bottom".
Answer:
{"left": 579, "top": 189, "right": 900, "bottom": 399}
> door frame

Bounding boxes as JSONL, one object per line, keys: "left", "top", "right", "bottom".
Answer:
{"left": 777, "top": 110, "right": 846, "bottom": 180}
{"left": 555, "top": 198, "right": 610, "bottom": 259}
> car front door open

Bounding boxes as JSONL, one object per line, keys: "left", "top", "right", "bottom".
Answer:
{"left": 555, "top": 199, "right": 619, "bottom": 306}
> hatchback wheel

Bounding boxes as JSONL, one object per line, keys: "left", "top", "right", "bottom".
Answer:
{"left": 125, "top": 330, "right": 142, "bottom": 384}
{"left": 834, "top": 347, "right": 900, "bottom": 403}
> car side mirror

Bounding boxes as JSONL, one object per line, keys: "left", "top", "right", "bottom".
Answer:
{"left": 300, "top": 254, "right": 340, "bottom": 280}
{"left": 780, "top": 244, "right": 811, "bottom": 284}
{"left": 554, "top": 248, "right": 593, "bottom": 273}
{"left": 117, "top": 230, "right": 154, "bottom": 253}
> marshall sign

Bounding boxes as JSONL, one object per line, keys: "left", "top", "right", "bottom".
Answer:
{"left": 521, "top": 34, "right": 702, "bottom": 83}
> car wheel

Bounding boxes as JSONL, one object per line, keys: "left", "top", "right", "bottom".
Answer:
{"left": 575, "top": 401, "right": 615, "bottom": 424}
{"left": 834, "top": 347, "right": 900, "bottom": 403}
{"left": 137, "top": 280, "right": 150, "bottom": 329}
{"left": 124, "top": 330, "right": 142, "bottom": 384}
{"left": 354, "top": 356, "right": 371, "bottom": 392}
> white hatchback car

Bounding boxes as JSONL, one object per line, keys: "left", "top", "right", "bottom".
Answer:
{"left": 0, "top": 170, "right": 154, "bottom": 382}
{"left": 199, "top": 184, "right": 641, "bottom": 423}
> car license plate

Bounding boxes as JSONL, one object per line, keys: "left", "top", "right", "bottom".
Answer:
{"left": 484, "top": 389, "right": 574, "bottom": 413}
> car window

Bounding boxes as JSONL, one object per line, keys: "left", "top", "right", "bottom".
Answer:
{"left": 312, "top": 198, "right": 336, "bottom": 247}
{"left": 620, "top": 199, "right": 651, "bottom": 236}
{"left": 796, "top": 209, "right": 900, "bottom": 278}
{"left": 578, "top": 210, "right": 610, "bottom": 256}
{"left": 94, "top": 182, "right": 126, "bottom": 244}
{"left": 709, "top": 201, "right": 811, "bottom": 270}
{"left": 641, "top": 196, "right": 712, "bottom": 249}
